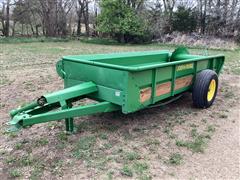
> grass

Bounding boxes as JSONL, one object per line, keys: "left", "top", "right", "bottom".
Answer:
{"left": 102, "top": 143, "right": 113, "bottom": 150}
{"left": 76, "top": 135, "right": 96, "bottom": 150}
{"left": 99, "top": 132, "right": 108, "bottom": 140}
{"left": 145, "top": 138, "right": 160, "bottom": 146}
{"left": 176, "top": 134, "right": 208, "bottom": 153}
{"left": 76, "top": 121, "right": 96, "bottom": 132}
{"left": 125, "top": 151, "right": 141, "bottom": 161}
{"left": 191, "top": 128, "right": 198, "bottom": 137}
{"left": 72, "top": 135, "right": 112, "bottom": 171}
{"left": 72, "top": 135, "right": 97, "bottom": 161}
{"left": 5, "top": 154, "right": 45, "bottom": 178}
{"left": 15, "top": 142, "right": 24, "bottom": 150}
{"left": 9, "top": 169, "right": 22, "bottom": 178}
{"left": 0, "top": 75, "right": 11, "bottom": 86}
{"left": 34, "top": 137, "right": 49, "bottom": 147}
{"left": 107, "top": 171, "right": 114, "bottom": 180}
{"left": 80, "top": 37, "right": 120, "bottom": 45}
{"left": 19, "top": 155, "right": 34, "bottom": 166}
{"left": 57, "top": 132, "right": 68, "bottom": 142}
{"left": 105, "top": 123, "right": 120, "bottom": 132}
{"left": 5, "top": 131, "right": 18, "bottom": 138}
{"left": 6, "top": 153, "right": 40, "bottom": 167}
{"left": 50, "top": 159, "right": 64, "bottom": 175}
{"left": 121, "top": 165, "right": 133, "bottom": 177}
{"left": 207, "top": 125, "right": 216, "bottom": 133}
{"left": 5, "top": 156, "right": 17, "bottom": 164}
{"left": 133, "top": 162, "right": 149, "bottom": 174}
{"left": 168, "top": 153, "right": 183, "bottom": 165}
{"left": 30, "top": 161, "right": 45, "bottom": 179}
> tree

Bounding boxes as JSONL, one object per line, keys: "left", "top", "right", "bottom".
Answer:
{"left": 1, "top": 0, "right": 11, "bottom": 37}
{"left": 38, "top": 0, "right": 73, "bottom": 37}
{"left": 172, "top": 6, "right": 197, "bottom": 33}
{"left": 162, "top": 0, "right": 176, "bottom": 33}
{"left": 76, "top": 0, "right": 90, "bottom": 36}
{"left": 38, "top": 0, "right": 58, "bottom": 37}
{"left": 97, "top": 0, "right": 149, "bottom": 43}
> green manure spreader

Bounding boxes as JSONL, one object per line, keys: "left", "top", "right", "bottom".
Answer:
{"left": 8, "top": 48, "right": 224, "bottom": 132}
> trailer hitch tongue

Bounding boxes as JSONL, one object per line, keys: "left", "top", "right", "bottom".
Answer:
{"left": 6, "top": 114, "right": 29, "bottom": 132}
{"left": 10, "top": 101, "right": 38, "bottom": 118}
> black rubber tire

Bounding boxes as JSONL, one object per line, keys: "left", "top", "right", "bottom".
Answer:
{"left": 192, "top": 69, "right": 218, "bottom": 108}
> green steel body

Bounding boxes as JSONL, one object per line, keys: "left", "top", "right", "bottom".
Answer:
{"left": 8, "top": 48, "right": 224, "bottom": 132}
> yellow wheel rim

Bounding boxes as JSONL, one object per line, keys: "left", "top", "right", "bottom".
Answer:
{"left": 207, "top": 79, "right": 216, "bottom": 102}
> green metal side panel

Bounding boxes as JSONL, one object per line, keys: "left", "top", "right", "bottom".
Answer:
{"left": 63, "top": 60, "right": 128, "bottom": 90}
{"left": 156, "top": 67, "right": 172, "bottom": 83}
{"left": 130, "top": 70, "right": 152, "bottom": 88}
{"left": 197, "top": 60, "right": 209, "bottom": 72}
{"left": 96, "top": 53, "right": 169, "bottom": 66}
{"left": 176, "top": 62, "right": 194, "bottom": 77}
{"left": 123, "top": 72, "right": 143, "bottom": 113}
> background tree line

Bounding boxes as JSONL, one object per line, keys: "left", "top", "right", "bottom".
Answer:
{"left": 0, "top": 0, "right": 240, "bottom": 43}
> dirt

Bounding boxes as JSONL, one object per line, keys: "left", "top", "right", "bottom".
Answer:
{"left": 0, "top": 42, "right": 239, "bottom": 179}
{"left": 172, "top": 105, "right": 239, "bottom": 179}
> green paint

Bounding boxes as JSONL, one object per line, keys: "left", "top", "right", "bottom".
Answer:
{"left": 8, "top": 47, "right": 224, "bottom": 132}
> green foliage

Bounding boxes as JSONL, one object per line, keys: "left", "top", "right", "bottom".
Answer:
{"left": 172, "top": 6, "right": 197, "bottom": 33}
{"left": 97, "top": 0, "right": 151, "bottom": 43}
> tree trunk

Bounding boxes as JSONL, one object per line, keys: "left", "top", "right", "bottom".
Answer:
{"left": 68, "top": 13, "right": 73, "bottom": 36}
{"left": 1, "top": 3, "right": 6, "bottom": 35}
{"left": 77, "top": 12, "right": 82, "bottom": 36}
{"left": 223, "top": 0, "right": 229, "bottom": 26}
{"left": 93, "top": 0, "right": 98, "bottom": 36}
{"left": 26, "top": 25, "right": 29, "bottom": 36}
{"left": 21, "top": 23, "right": 24, "bottom": 35}
{"left": 12, "top": 21, "right": 16, "bottom": 36}
{"left": 40, "top": 0, "right": 57, "bottom": 37}
{"left": 83, "top": 1, "right": 90, "bottom": 36}
{"left": 30, "top": 22, "right": 35, "bottom": 36}
{"left": 5, "top": 0, "right": 10, "bottom": 37}
{"left": 202, "top": 0, "right": 207, "bottom": 34}
{"left": 35, "top": 25, "right": 40, "bottom": 37}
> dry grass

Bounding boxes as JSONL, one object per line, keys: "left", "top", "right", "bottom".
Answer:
{"left": 158, "top": 32, "right": 239, "bottom": 50}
